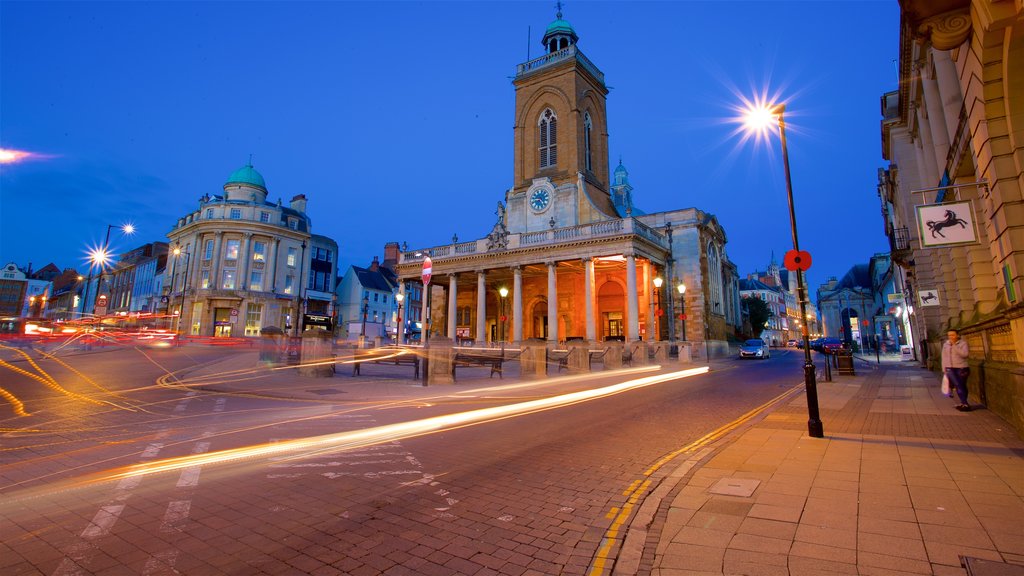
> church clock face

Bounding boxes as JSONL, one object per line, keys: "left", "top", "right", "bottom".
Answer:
{"left": 529, "top": 188, "right": 551, "bottom": 212}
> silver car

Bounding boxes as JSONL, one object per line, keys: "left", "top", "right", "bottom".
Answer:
{"left": 739, "top": 338, "right": 770, "bottom": 359}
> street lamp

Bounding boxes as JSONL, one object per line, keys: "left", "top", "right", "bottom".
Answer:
{"left": 498, "top": 286, "right": 509, "bottom": 342}
{"left": 172, "top": 246, "right": 192, "bottom": 337}
{"left": 676, "top": 282, "right": 686, "bottom": 341}
{"left": 664, "top": 222, "right": 676, "bottom": 341}
{"left": 395, "top": 291, "right": 405, "bottom": 344}
{"left": 653, "top": 276, "right": 663, "bottom": 340}
{"left": 742, "top": 100, "right": 824, "bottom": 438}
{"left": 360, "top": 295, "right": 369, "bottom": 337}
{"left": 81, "top": 223, "right": 135, "bottom": 318}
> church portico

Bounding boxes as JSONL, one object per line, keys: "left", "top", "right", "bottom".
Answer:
{"left": 391, "top": 9, "right": 741, "bottom": 357}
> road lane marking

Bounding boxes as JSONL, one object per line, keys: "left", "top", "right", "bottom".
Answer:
{"left": 80, "top": 504, "right": 124, "bottom": 539}
{"left": 159, "top": 500, "right": 191, "bottom": 533}
{"left": 588, "top": 382, "right": 806, "bottom": 575}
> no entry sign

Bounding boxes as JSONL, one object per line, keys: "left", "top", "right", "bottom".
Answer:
{"left": 421, "top": 256, "right": 432, "bottom": 285}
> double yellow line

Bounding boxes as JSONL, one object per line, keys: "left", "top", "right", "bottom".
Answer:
{"left": 588, "top": 383, "right": 804, "bottom": 575}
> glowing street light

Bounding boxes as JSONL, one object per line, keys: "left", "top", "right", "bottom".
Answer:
{"left": 498, "top": 286, "right": 509, "bottom": 342}
{"left": 81, "top": 222, "right": 136, "bottom": 318}
{"left": 395, "top": 291, "right": 405, "bottom": 344}
{"left": 740, "top": 100, "right": 824, "bottom": 438}
{"left": 676, "top": 281, "right": 686, "bottom": 341}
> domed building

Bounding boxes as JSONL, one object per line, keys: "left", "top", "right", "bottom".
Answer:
{"left": 164, "top": 163, "right": 338, "bottom": 337}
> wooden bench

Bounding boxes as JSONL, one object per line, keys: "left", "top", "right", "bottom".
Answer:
{"left": 352, "top": 350, "right": 420, "bottom": 378}
{"left": 550, "top": 349, "right": 570, "bottom": 372}
{"left": 452, "top": 348, "right": 520, "bottom": 380}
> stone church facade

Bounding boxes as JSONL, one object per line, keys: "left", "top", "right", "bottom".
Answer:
{"left": 394, "top": 11, "right": 741, "bottom": 356}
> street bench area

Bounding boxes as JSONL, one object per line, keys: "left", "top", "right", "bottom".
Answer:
{"left": 351, "top": 348, "right": 421, "bottom": 378}
{"left": 452, "top": 347, "right": 520, "bottom": 380}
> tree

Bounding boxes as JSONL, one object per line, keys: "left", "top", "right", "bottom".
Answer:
{"left": 743, "top": 296, "right": 772, "bottom": 338}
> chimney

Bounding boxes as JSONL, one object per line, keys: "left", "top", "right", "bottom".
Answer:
{"left": 383, "top": 242, "right": 400, "bottom": 270}
{"left": 290, "top": 194, "right": 308, "bottom": 213}
{"left": 369, "top": 256, "right": 380, "bottom": 272}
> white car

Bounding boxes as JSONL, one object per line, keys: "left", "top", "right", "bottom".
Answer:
{"left": 739, "top": 339, "right": 770, "bottom": 359}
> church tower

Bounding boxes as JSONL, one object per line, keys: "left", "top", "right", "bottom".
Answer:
{"left": 506, "top": 8, "right": 617, "bottom": 234}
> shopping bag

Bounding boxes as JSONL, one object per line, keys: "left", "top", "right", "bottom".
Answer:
{"left": 941, "top": 374, "right": 950, "bottom": 396}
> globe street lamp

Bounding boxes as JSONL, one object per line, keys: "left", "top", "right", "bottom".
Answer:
{"left": 742, "top": 101, "right": 824, "bottom": 438}
{"left": 498, "top": 286, "right": 509, "bottom": 342}
{"left": 395, "top": 291, "right": 405, "bottom": 344}
{"left": 652, "top": 276, "right": 663, "bottom": 340}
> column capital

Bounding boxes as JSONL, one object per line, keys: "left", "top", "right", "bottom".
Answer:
{"left": 581, "top": 256, "right": 593, "bottom": 264}
{"left": 546, "top": 261, "right": 557, "bottom": 268}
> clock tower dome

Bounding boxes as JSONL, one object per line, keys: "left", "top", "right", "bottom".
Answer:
{"left": 506, "top": 8, "right": 617, "bottom": 234}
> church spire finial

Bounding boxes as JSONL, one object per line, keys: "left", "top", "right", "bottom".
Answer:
{"left": 248, "top": 153, "right": 253, "bottom": 167}
{"left": 555, "top": 1, "right": 563, "bottom": 19}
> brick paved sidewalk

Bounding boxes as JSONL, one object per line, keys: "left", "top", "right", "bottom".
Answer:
{"left": 645, "top": 361, "right": 1024, "bottom": 576}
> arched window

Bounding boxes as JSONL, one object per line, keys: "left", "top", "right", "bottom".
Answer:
{"left": 539, "top": 109, "right": 558, "bottom": 168}
{"left": 707, "top": 242, "right": 723, "bottom": 313}
{"left": 584, "top": 112, "right": 593, "bottom": 172}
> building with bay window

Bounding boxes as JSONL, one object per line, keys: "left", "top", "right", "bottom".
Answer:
{"left": 164, "top": 164, "right": 337, "bottom": 337}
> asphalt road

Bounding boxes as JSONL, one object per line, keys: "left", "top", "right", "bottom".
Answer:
{"left": 1, "top": 344, "right": 812, "bottom": 575}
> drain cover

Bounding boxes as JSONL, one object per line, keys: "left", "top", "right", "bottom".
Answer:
{"left": 708, "top": 478, "right": 760, "bottom": 497}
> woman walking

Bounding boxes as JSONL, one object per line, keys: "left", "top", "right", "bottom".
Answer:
{"left": 941, "top": 329, "right": 971, "bottom": 411}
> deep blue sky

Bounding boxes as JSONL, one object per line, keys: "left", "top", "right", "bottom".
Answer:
{"left": 1, "top": 1, "right": 896, "bottom": 297}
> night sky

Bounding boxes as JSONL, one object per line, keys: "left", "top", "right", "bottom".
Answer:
{"left": 1, "top": 1, "right": 897, "bottom": 297}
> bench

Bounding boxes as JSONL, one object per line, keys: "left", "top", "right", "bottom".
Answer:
{"left": 352, "top": 349, "right": 420, "bottom": 378}
{"left": 452, "top": 348, "right": 520, "bottom": 380}
{"left": 550, "top": 349, "right": 570, "bottom": 372}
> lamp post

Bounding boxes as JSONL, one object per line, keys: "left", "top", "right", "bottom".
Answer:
{"left": 172, "top": 246, "right": 191, "bottom": 337}
{"left": 360, "top": 295, "right": 369, "bottom": 337}
{"left": 677, "top": 282, "right": 686, "bottom": 341}
{"left": 664, "top": 222, "right": 676, "bottom": 341}
{"left": 743, "top": 101, "right": 824, "bottom": 438}
{"left": 395, "top": 291, "right": 405, "bottom": 344}
{"left": 653, "top": 276, "right": 663, "bottom": 340}
{"left": 82, "top": 223, "right": 135, "bottom": 319}
{"left": 498, "top": 286, "right": 509, "bottom": 342}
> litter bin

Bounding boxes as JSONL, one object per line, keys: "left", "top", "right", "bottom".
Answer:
{"left": 836, "top": 348, "right": 855, "bottom": 375}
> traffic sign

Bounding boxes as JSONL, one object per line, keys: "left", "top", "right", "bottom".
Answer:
{"left": 421, "top": 256, "right": 432, "bottom": 285}
{"left": 230, "top": 308, "right": 238, "bottom": 317}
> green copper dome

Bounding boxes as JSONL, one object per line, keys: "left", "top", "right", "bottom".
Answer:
{"left": 545, "top": 17, "right": 575, "bottom": 36}
{"left": 226, "top": 164, "right": 266, "bottom": 190}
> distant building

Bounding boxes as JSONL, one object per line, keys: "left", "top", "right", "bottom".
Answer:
{"left": 816, "top": 260, "right": 878, "bottom": 350}
{"left": 739, "top": 278, "right": 786, "bottom": 346}
{"left": 165, "top": 163, "right": 338, "bottom": 337}
{"left": 102, "top": 242, "right": 168, "bottom": 319}
{"left": 337, "top": 256, "right": 398, "bottom": 340}
{"left": 0, "top": 262, "right": 28, "bottom": 322}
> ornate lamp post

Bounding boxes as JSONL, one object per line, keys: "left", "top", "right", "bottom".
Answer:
{"left": 498, "top": 286, "right": 509, "bottom": 342}
{"left": 360, "top": 295, "right": 369, "bottom": 337}
{"left": 742, "top": 100, "right": 824, "bottom": 438}
{"left": 676, "top": 282, "right": 686, "bottom": 341}
{"left": 395, "top": 291, "right": 405, "bottom": 344}
{"left": 652, "top": 276, "right": 663, "bottom": 340}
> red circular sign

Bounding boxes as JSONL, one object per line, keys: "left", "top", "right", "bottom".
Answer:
{"left": 421, "top": 256, "right": 433, "bottom": 286}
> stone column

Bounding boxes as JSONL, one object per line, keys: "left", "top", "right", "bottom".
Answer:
{"left": 447, "top": 274, "right": 458, "bottom": 340}
{"left": 513, "top": 266, "right": 523, "bottom": 343}
{"left": 921, "top": 64, "right": 950, "bottom": 166}
{"left": 547, "top": 262, "right": 558, "bottom": 342}
{"left": 238, "top": 233, "right": 253, "bottom": 289}
{"left": 211, "top": 232, "right": 224, "bottom": 289}
{"left": 267, "top": 238, "right": 279, "bottom": 292}
{"left": 584, "top": 257, "right": 596, "bottom": 342}
{"left": 476, "top": 271, "right": 487, "bottom": 344}
{"left": 626, "top": 252, "right": 639, "bottom": 341}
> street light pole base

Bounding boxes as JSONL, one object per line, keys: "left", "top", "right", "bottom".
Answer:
{"left": 803, "top": 361, "right": 825, "bottom": 438}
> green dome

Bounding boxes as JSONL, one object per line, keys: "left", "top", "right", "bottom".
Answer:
{"left": 226, "top": 164, "right": 266, "bottom": 190}
{"left": 545, "top": 18, "right": 575, "bottom": 36}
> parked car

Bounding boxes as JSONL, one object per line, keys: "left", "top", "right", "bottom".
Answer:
{"left": 739, "top": 338, "right": 770, "bottom": 359}
{"left": 821, "top": 337, "right": 844, "bottom": 352}
{"left": 786, "top": 339, "right": 798, "bottom": 347}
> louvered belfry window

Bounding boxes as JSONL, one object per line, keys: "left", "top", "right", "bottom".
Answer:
{"left": 539, "top": 109, "right": 557, "bottom": 168}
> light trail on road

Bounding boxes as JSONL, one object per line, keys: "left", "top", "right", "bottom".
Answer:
{"left": 1, "top": 366, "right": 709, "bottom": 504}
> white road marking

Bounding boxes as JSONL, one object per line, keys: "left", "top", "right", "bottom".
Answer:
{"left": 176, "top": 466, "right": 201, "bottom": 488}
{"left": 159, "top": 501, "right": 191, "bottom": 533}
{"left": 140, "top": 443, "right": 164, "bottom": 458}
{"left": 141, "top": 550, "right": 180, "bottom": 575}
{"left": 80, "top": 505, "right": 124, "bottom": 539}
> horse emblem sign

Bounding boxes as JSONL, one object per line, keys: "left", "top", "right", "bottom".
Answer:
{"left": 915, "top": 201, "right": 977, "bottom": 248}
{"left": 918, "top": 289, "right": 940, "bottom": 307}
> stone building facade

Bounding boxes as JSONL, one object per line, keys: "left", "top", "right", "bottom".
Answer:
{"left": 165, "top": 164, "right": 335, "bottom": 338}
{"left": 393, "top": 11, "right": 741, "bottom": 356}
{"left": 878, "top": 0, "right": 1023, "bottom": 431}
